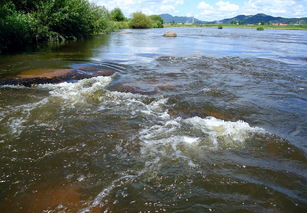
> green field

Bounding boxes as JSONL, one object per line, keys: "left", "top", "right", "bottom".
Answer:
{"left": 164, "top": 24, "right": 307, "bottom": 30}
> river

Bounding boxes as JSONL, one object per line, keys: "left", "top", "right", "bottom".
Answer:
{"left": 0, "top": 27, "right": 306, "bottom": 212}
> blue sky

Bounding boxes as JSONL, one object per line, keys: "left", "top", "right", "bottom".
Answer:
{"left": 90, "top": 0, "right": 307, "bottom": 21}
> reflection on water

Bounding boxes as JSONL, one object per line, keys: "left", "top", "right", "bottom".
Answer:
{"left": 0, "top": 35, "right": 110, "bottom": 78}
{"left": 0, "top": 27, "right": 306, "bottom": 213}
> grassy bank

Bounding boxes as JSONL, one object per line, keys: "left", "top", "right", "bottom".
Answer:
{"left": 164, "top": 23, "right": 307, "bottom": 30}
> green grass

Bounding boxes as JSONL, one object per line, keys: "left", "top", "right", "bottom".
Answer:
{"left": 164, "top": 23, "right": 307, "bottom": 30}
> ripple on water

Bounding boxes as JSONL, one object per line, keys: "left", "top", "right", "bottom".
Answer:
{"left": 0, "top": 55, "right": 306, "bottom": 212}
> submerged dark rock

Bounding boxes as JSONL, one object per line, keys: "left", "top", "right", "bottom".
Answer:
{"left": 94, "top": 69, "right": 116, "bottom": 76}
{"left": 0, "top": 65, "right": 119, "bottom": 87}
{"left": 0, "top": 77, "right": 65, "bottom": 87}
{"left": 16, "top": 69, "right": 73, "bottom": 79}
{"left": 168, "top": 103, "right": 237, "bottom": 121}
{"left": 109, "top": 82, "right": 159, "bottom": 95}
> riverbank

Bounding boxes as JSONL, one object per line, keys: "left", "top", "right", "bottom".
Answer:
{"left": 164, "top": 23, "right": 307, "bottom": 30}
{"left": 0, "top": 1, "right": 162, "bottom": 54}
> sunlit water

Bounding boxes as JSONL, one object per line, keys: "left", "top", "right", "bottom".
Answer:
{"left": 0, "top": 27, "right": 306, "bottom": 212}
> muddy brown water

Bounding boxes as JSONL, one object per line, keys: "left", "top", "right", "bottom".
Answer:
{"left": 0, "top": 28, "right": 306, "bottom": 212}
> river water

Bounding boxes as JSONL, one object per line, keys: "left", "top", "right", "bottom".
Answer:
{"left": 0, "top": 27, "right": 306, "bottom": 212}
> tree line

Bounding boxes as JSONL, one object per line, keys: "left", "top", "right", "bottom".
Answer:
{"left": 0, "top": 0, "right": 163, "bottom": 53}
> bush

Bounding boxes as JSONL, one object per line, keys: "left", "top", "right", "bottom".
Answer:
{"left": 0, "top": 0, "right": 115, "bottom": 53}
{"left": 37, "top": 0, "right": 99, "bottom": 38}
{"left": 0, "top": 1, "right": 165, "bottom": 53}
{"left": 0, "top": 2, "right": 39, "bottom": 52}
{"left": 110, "top": 8, "right": 125, "bottom": 22}
{"left": 218, "top": 25, "right": 223, "bottom": 29}
{"left": 129, "top": 12, "right": 152, "bottom": 29}
{"left": 89, "top": 5, "right": 112, "bottom": 34}
{"left": 114, "top": 21, "right": 129, "bottom": 30}
{"left": 257, "top": 26, "right": 264, "bottom": 31}
{"left": 150, "top": 15, "right": 163, "bottom": 28}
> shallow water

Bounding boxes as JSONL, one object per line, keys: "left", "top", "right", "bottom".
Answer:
{"left": 0, "top": 27, "right": 306, "bottom": 213}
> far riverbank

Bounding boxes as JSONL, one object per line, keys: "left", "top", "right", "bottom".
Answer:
{"left": 164, "top": 23, "right": 307, "bottom": 30}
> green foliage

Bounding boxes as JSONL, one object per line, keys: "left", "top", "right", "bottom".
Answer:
{"left": 257, "top": 26, "right": 264, "bottom": 31}
{"left": 0, "top": 1, "right": 38, "bottom": 51}
{"left": 12, "top": 0, "right": 49, "bottom": 12}
{"left": 0, "top": 1, "right": 163, "bottom": 53}
{"left": 218, "top": 25, "right": 223, "bottom": 29}
{"left": 114, "top": 21, "right": 129, "bottom": 30}
{"left": 150, "top": 15, "right": 163, "bottom": 28}
{"left": 34, "top": 0, "right": 106, "bottom": 38}
{"left": 110, "top": 8, "right": 125, "bottom": 22}
{"left": 0, "top": 0, "right": 116, "bottom": 53}
{"left": 129, "top": 12, "right": 152, "bottom": 29}
{"left": 90, "top": 5, "right": 111, "bottom": 34}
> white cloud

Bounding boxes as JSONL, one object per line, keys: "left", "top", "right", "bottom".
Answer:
{"left": 197, "top": 0, "right": 307, "bottom": 21}
{"left": 90, "top": 0, "right": 307, "bottom": 21}
{"left": 216, "top": 1, "right": 239, "bottom": 12}
{"left": 162, "top": 0, "right": 184, "bottom": 5}
{"left": 242, "top": 0, "right": 307, "bottom": 17}
{"left": 90, "top": 0, "right": 182, "bottom": 16}
{"left": 160, "top": 5, "right": 176, "bottom": 12}
{"left": 198, "top": 1, "right": 213, "bottom": 10}
{"left": 197, "top": 1, "right": 240, "bottom": 20}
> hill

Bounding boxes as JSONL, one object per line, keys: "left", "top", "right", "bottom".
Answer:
{"left": 215, "top": 13, "right": 307, "bottom": 24}
{"left": 159, "top": 14, "right": 207, "bottom": 24}
{"left": 160, "top": 13, "right": 307, "bottom": 25}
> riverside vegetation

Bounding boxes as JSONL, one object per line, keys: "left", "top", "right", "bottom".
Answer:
{"left": 0, "top": 1, "right": 163, "bottom": 53}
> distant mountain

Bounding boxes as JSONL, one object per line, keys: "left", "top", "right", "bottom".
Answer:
{"left": 159, "top": 14, "right": 207, "bottom": 24}
{"left": 215, "top": 13, "right": 307, "bottom": 24}
{"left": 159, "top": 13, "right": 307, "bottom": 25}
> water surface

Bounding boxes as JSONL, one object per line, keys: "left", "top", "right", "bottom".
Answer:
{"left": 0, "top": 27, "right": 306, "bottom": 213}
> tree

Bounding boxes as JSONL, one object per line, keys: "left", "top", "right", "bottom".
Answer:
{"left": 150, "top": 15, "right": 163, "bottom": 28}
{"left": 129, "top": 12, "right": 152, "bottom": 29}
{"left": 0, "top": 0, "right": 116, "bottom": 53}
{"left": 110, "top": 8, "right": 125, "bottom": 22}
{"left": 11, "top": 0, "right": 49, "bottom": 12}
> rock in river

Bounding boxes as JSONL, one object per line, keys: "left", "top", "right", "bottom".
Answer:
{"left": 109, "top": 82, "right": 159, "bottom": 95}
{"left": 16, "top": 68, "right": 73, "bottom": 79}
{"left": 163, "top": 31, "right": 177, "bottom": 37}
{"left": 0, "top": 65, "right": 119, "bottom": 87}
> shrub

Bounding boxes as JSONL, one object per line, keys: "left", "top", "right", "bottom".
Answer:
{"left": 150, "top": 15, "right": 163, "bottom": 28}
{"left": 90, "top": 5, "right": 112, "bottom": 34}
{"left": 257, "top": 26, "right": 264, "bottom": 31}
{"left": 129, "top": 12, "right": 152, "bottom": 29}
{"left": 218, "top": 25, "right": 223, "bottom": 29}
{"left": 39, "top": 0, "right": 98, "bottom": 38}
{"left": 0, "top": 1, "right": 39, "bottom": 52}
{"left": 110, "top": 8, "right": 125, "bottom": 22}
{"left": 0, "top": 0, "right": 116, "bottom": 53}
{"left": 114, "top": 21, "right": 129, "bottom": 30}
{"left": 32, "top": 0, "right": 112, "bottom": 37}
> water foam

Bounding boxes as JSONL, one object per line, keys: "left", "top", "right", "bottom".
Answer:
{"left": 1, "top": 76, "right": 113, "bottom": 137}
{"left": 1, "top": 75, "right": 172, "bottom": 140}
{"left": 184, "top": 116, "right": 264, "bottom": 146}
{"left": 1, "top": 75, "right": 268, "bottom": 210}
{"left": 138, "top": 115, "right": 265, "bottom": 176}
{"left": 38, "top": 76, "right": 113, "bottom": 106}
